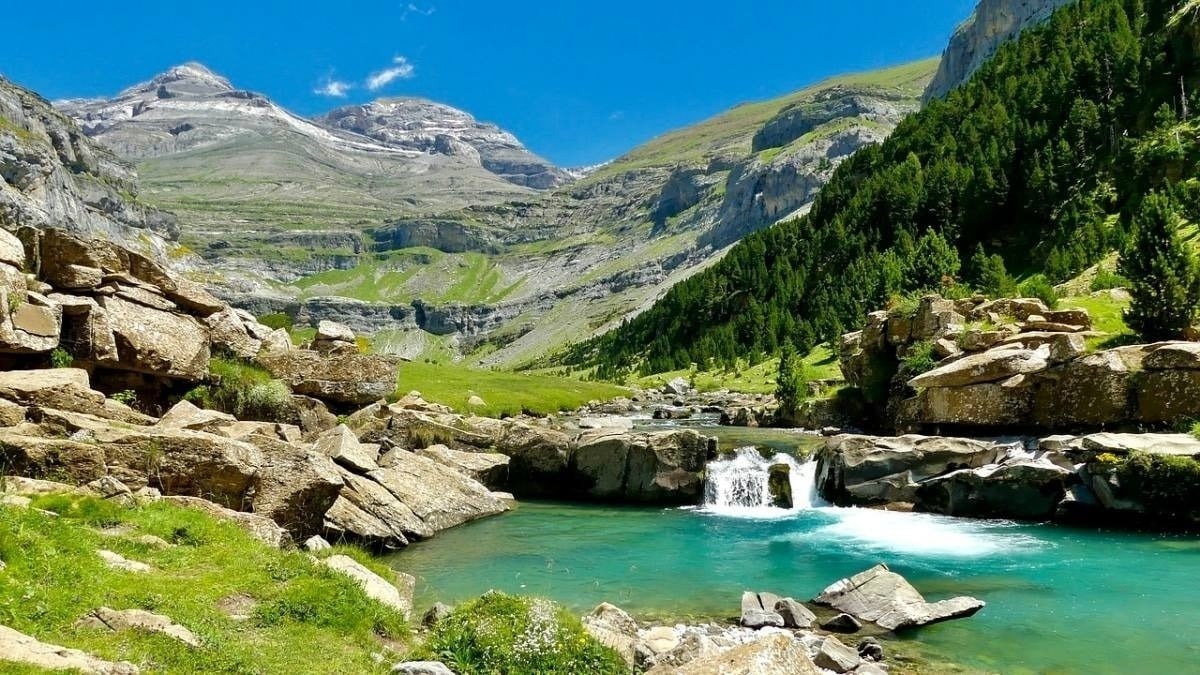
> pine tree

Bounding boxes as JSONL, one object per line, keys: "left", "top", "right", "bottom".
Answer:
{"left": 1120, "top": 194, "right": 1200, "bottom": 340}
{"left": 774, "top": 343, "right": 807, "bottom": 416}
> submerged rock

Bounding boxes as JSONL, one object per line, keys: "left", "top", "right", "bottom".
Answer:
{"left": 820, "top": 613, "right": 863, "bottom": 633}
{"left": 814, "top": 563, "right": 984, "bottom": 631}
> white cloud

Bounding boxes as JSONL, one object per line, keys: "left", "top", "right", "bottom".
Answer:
{"left": 366, "top": 56, "right": 416, "bottom": 91}
{"left": 609, "top": 110, "right": 626, "bottom": 121}
{"left": 314, "top": 77, "right": 352, "bottom": 98}
{"left": 401, "top": 3, "right": 435, "bottom": 20}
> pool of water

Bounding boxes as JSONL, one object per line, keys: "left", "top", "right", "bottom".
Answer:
{"left": 393, "top": 501, "right": 1200, "bottom": 674}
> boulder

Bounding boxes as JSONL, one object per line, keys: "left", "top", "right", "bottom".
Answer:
{"left": 278, "top": 395, "right": 338, "bottom": 439}
{"left": 1033, "top": 350, "right": 1133, "bottom": 428}
{"left": 583, "top": 603, "right": 640, "bottom": 667}
{"left": 813, "top": 636, "right": 861, "bottom": 673}
{"left": 814, "top": 564, "right": 985, "bottom": 631}
{"left": 316, "top": 320, "right": 356, "bottom": 344}
{"left": 162, "top": 496, "right": 290, "bottom": 548}
{"left": 912, "top": 296, "right": 964, "bottom": 340}
{"left": 304, "top": 535, "right": 332, "bottom": 552}
{"left": 0, "top": 624, "right": 140, "bottom": 674}
{"left": 314, "top": 424, "right": 379, "bottom": 474}
{"left": 321, "top": 554, "right": 414, "bottom": 619}
{"left": 97, "top": 550, "right": 151, "bottom": 573}
{"left": 1078, "top": 432, "right": 1200, "bottom": 457}
{"left": 740, "top": 591, "right": 784, "bottom": 629}
{"left": 0, "top": 368, "right": 106, "bottom": 415}
{"left": 258, "top": 350, "right": 401, "bottom": 406}
{"left": 571, "top": 429, "right": 712, "bottom": 504}
{"left": 1137, "top": 369, "right": 1200, "bottom": 423}
{"left": 909, "top": 346, "right": 1049, "bottom": 388}
{"left": 0, "top": 229, "right": 25, "bottom": 268}
{"left": 815, "top": 435, "right": 1009, "bottom": 505}
{"left": 578, "top": 416, "right": 635, "bottom": 431}
{"left": 916, "top": 459, "right": 1075, "bottom": 520}
{"left": 663, "top": 377, "right": 691, "bottom": 396}
{"left": 470, "top": 417, "right": 573, "bottom": 495}
{"left": 821, "top": 613, "right": 863, "bottom": 633}
{"left": 205, "top": 307, "right": 262, "bottom": 359}
{"left": 0, "top": 291, "right": 62, "bottom": 353}
{"left": 916, "top": 378, "right": 1035, "bottom": 427}
{"left": 250, "top": 436, "right": 343, "bottom": 538}
{"left": 95, "top": 295, "right": 210, "bottom": 381}
{"left": 857, "top": 636, "right": 885, "bottom": 662}
{"left": 367, "top": 452, "right": 508, "bottom": 532}
{"left": 767, "top": 463, "right": 792, "bottom": 509}
{"left": 774, "top": 598, "right": 816, "bottom": 629}
{"left": 646, "top": 633, "right": 818, "bottom": 675}
{"left": 77, "top": 607, "right": 199, "bottom": 647}
{"left": 997, "top": 331, "right": 1085, "bottom": 363}
{"left": 324, "top": 470, "right": 430, "bottom": 548}
{"left": 416, "top": 444, "right": 509, "bottom": 489}
{"left": 0, "top": 432, "right": 107, "bottom": 483}
{"left": 156, "top": 399, "right": 236, "bottom": 432}
{"left": 392, "top": 663, "right": 455, "bottom": 675}
{"left": 1144, "top": 342, "right": 1200, "bottom": 370}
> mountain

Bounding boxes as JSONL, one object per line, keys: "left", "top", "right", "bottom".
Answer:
{"left": 56, "top": 63, "right": 545, "bottom": 268}
{"left": 51, "top": 59, "right": 934, "bottom": 368}
{"left": 572, "top": 0, "right": 1195, "bottom": 378}
{"left": 924, "top": 0, "right": 1074, "bottom": 101}
{"left": 318, "top": 98, "right": 572, "bottom": 189}
{"left": 0, "top": 75, "right": 175, "bottom": 255}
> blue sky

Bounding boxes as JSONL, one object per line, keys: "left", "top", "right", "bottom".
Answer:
{"left": 2, "top": 1, "right": 976, "bottom": 166}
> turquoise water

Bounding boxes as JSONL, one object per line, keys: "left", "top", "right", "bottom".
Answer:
{"left": 393, "top": 501, "right": 1200, "bottom": 674}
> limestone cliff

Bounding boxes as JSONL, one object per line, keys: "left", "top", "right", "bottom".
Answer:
{"left": 924, "top": 0, "right": 1073, "bottom": 102}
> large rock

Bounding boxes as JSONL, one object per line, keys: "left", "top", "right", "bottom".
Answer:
{"left": 916, "top": 459, "right": 1074, "bottom": 520}
{"left": 416, "top": 444, "right": 509, "bottom": 489}
{"left": 582, "top": 603, "right": 640, "bottom": 667}
{"left": 324, "top": 470, "right": 431, "bottom": 548}
{"left": 915, "top": 377, "right": 1034, "bottom": 427}
{"left": 0, "top": 623, "right": 140, "bottom": 674}
{"left": 646, "top": 633, "right": 818, "bottom": 675}
{"left": 95, "top": 295, "right": 210, "bottom": 381}
{"left": 909, "top": 346, "right": 1049, "bottom": 388}
{"left": 0, "top": 290, "right": 62, "bottom": 353}
{"left": 314, "top": 424, "right": 379, "bottom": 474}
{"left": 467, "top": 416, "right": 573, "bottom": 495}
{"left": 1142, "top": 342, "right": 1200, "bottom": 370}
{"left": 814, "top": 564, "right": 985, "bottom": 631}
{"left": 813, "top": 636, "right": 861, "bottom": 673}
{"left": 0, "top": 368, "right": 107, "bottom": 416}
{"left": 321, "top": 554, "right": 414, "bottom": 619}
{"left": 367, "top": 451, "right": 508, "bottom": 532}
{"left": 815, "top": 435, "right": 1009, "bottom": 504}
{"left": 1137, "top": 369, "right": 1200, "bottom": 423}
{"left": 571, "top": 429, "right": 712, "bottom": 504}
{"left": 1078, "top": 432, "right": 1200, "bottom": 458}
{"left": 249, "top": 435, "right": 343, "bottom": 538}
{"left": 77, "top": 607, "right": 199, "bottom": 647}
{"left": 258, "top": 350, "right": 400, "bottom": 405}
{"left": 205, "top": 307, "right": 262, "bottom": 359}
{"left": 0, "top": 432, "right": 107, "bottom": 483}
{"left": 740, "top": 591, "right": 784, "bottom": 629}
{"left": 1033, "top": 350, "right": 1133, "bottom": 428}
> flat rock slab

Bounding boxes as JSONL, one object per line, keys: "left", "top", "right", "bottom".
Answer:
{"left": 1080, "top": 433, "right": 1200, "bottom": 457}
{"left": 0, "top": 623, "right": 140, "bottom": 674}
{"left": 97, "top": 550, "right": 151, "bottom": 573}
{"left": 646, "top": 633, "right": 818, "bottom": 675}
{"left": 814, "top": 564, "right": 984, "bottom": 631}
{"left": 321, "top": 554, "right": 414, "bottom": 619}
{"left": 77, "top": 607, "right": 200, "bottom": 647}
{"left": 908, "top": 346, "right": 1049, "bottom": 388}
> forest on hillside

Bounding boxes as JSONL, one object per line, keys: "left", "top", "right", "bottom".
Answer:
{"left": 570, "top": 0, "right": 1200, "bottom": 379}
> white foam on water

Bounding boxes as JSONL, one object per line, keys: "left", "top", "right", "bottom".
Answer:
{"left": 699, "top": 448, "right": 821, "bottom": 519}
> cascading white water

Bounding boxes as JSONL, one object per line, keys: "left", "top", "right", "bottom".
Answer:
{"left": 702, "top": 447, "right": 820, "bottom": 516}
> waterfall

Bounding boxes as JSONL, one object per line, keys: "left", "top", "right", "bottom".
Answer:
{"left": 702, "top": 447, "right": 820, "bottom": 516}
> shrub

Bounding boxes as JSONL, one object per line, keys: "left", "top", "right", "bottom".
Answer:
{"left": 901, "top": 341, "right": 939, "bottom": 377}
{"left": 186, "top": 358, "right": 291, "bottom": 421}
{"left": 774, "top": 344, "right": 808, "bottom": 416}
{"left": 1019, "top": 275, "right": 1060, "bottom": 309}
{"left": 1090, "top": 266, "right": 1131, "bottom": 292}
{"left": 1120, "top": 193, "right": 1200, "bottom": 340}
{"left": 49, "top": 347, "right": 73, "bottom": 369}
{"left": 111, "top": 389, "right": 138, "bottom": 407}
{"left": 258, "top": 313, "right": 294, "bottom": 331}
{"left": 1111, "top": 452, "right": 1200, "bottom": 521}
{"left": 1191, "top": 420, "right": 1200, "bottom": 441}
{"left": 418, "top": 592, "right": 626, "bottom": 675}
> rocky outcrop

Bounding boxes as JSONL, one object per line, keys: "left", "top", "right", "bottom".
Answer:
{"left": 814, "top": 564, "right": 985, "bottom": 631}
{"left": 924, "top": 0, "right": 1074, "bottom": 101}
{"left": 257, "top": 349, "right": 401, "bottom": 407}
{"left": 571, "top": 429, "right": 713, "bottom": 504}
{"left": 0, "top": 624, "right": 140, "bottom": 674}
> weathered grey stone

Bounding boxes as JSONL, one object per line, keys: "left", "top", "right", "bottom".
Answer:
{"left": 1138, "top": 369, "right": 1200, "bottom": 423}
{"left": 1144, "top": 342, "right": 1200, "bottom": 370}
{"left": 321, "top": 554, "right": 414, "bottom": 619}
{"left": 250, "top": 435, "right": 343, "bottom": 538}
{"left": 367, "top": 452, "right": 508, "bottom": 532}
{"left": 917, "top": 378, "right": 1034, "bottom": 427}
{"left": 821, "top": 613, "right": 863, "bottom": 633}
{"left": 740, "top": 591, "right": 784, "bottom": 628}
{"left": 314, "top": 424, "right": 379, "bottom": 474}
{"left": 571, "top": 429, "right": 711, "bottom": 504}
{"left": 645, "top": 633, "right": 818, "bottom": 675}
{"left": 316, "top": 319, "right": 356, "bottom": 344}
{"left": 774, "top": 597, "right": 817, "bottom": 629}
{"left": 77, "top": 607, "right": 199, "bottom": 647}
{"left": 909, "top": 346, "right": 1049, "bottom": 388}
{"left": 1079, "top": 433, "right": 1200, "bottom": 457}
{"left": 916, "top": 459, "right": 1074, "bottom": 520}
{"left": 416, "top": 444, "right": 509, "bottom": 489}
{"left": 205, "top": 307, "right": 262, "bottom": 359}
{"left": 1033, "top": 350, "right": 1133, "bottom": 428}
{"left": 814, "top": 563, "right": 984, "bottom": 631}
{"left": 303, "top": 535, "right": 332, "bottom": 552}
{"left": 583, "top": 602, "right": 640, "bottom": 666}
{"left": 392, "top": 663, "right": 454, "bottom": 675}
{"left": 0, "top": 623, "right": 140, "bottom": 674}
{"left": 258, "top": 350, "right": 401, "bottom": 405}
{"left": 97, "top": 550, "right": 151, "bottom": 573}
{"left": 813, "top": 636, "right": 861, "bottom": 673}
{"left": 95, "top": 295, "right": 210, "bottom": 381}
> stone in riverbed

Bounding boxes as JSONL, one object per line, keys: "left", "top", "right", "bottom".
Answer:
{"left": 814, "top": 563, "right": 984, "bottom": 631}
{"left": 416, "top": 444, "right": 509, "bottom": 489}
{"left": 915, "top": 459, "right": 1075, "bottom": 520}
{"left": 820, "top": 613, "right": 863, "bottom": 633}
{"left": 646, "top": 633, "right": 818, "bottom": 675}
{"left": 774, "top": 597, "right": 816, "bottom": 628}
{"left": 767, "top": 463, "right": 792, "bottom": 509}
{"left": 813, "top": 635, "right": 861, "bottom": 673}
{"left": 314, "top": 424, "right": 379, "bottom": 474}
{"left": 740, "top": 591, "right": 785, "bottom": 628}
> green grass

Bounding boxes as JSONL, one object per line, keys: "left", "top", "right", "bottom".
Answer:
{"left": 0, "top": 495, "right": 408, "bottom": 674}
{"left": 632, "top": 344, "right": 843, "bottom": 395}
{"left": 293, "top": 249, "right": 521, "bottom": 306}
{"left": 184, "top": 358, "right": 291, "bottom": 421}
{"left": 410, "top": 591, "right": 626, "bottom": 675}
{"left": 1060, "top": 293, "right": 1134, "bottom": 350}
{"left": 397, "top": 362, "right": 628, "bottom": 417}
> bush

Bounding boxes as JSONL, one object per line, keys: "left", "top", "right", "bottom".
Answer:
{"left": 112, "top": 389, "right": 138, "bottom": 407}
{"left": 49, "top": 348, "right": 73, "bottom": 369}
{"left": 1112, "top": 452, "right": 1200, "bottom": 521}
{"left": 1019, "top": 275, "right": 1059, "bottom": 309}
{"left": 418, "top": 592, "right": 626, "bottom": 675}
{"left": 1090, "top": 266, "right": 1131, "bottom": 292}
{"left": 258, "top": 313, "right": 294, "bottom": 331}
{"left": 774, "top": 344, "right": 808, "bottom": 416}
{"left": 901, "top": 341, "right": 939, "bottom": 377}
{"left": 185, "top": 358, "right": 291, "bottom": 421}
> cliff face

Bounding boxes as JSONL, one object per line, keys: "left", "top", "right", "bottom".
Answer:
{"left": 924, "top": 0, "right": 1073, "bottom": 101}
{"left": 0, "top": 76, "right": 176, "bottom": 255}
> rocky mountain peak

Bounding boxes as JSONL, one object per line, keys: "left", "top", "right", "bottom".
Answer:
{"left": 135, "top": 62, "right": 235, "bottom": 95}
{"left": 318, "top": 98, "right": 572, "bottom": 190}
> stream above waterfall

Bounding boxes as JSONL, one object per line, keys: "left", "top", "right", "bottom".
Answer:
{"left": 393, "top": 446, "right": 1200, "bottom": 674}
